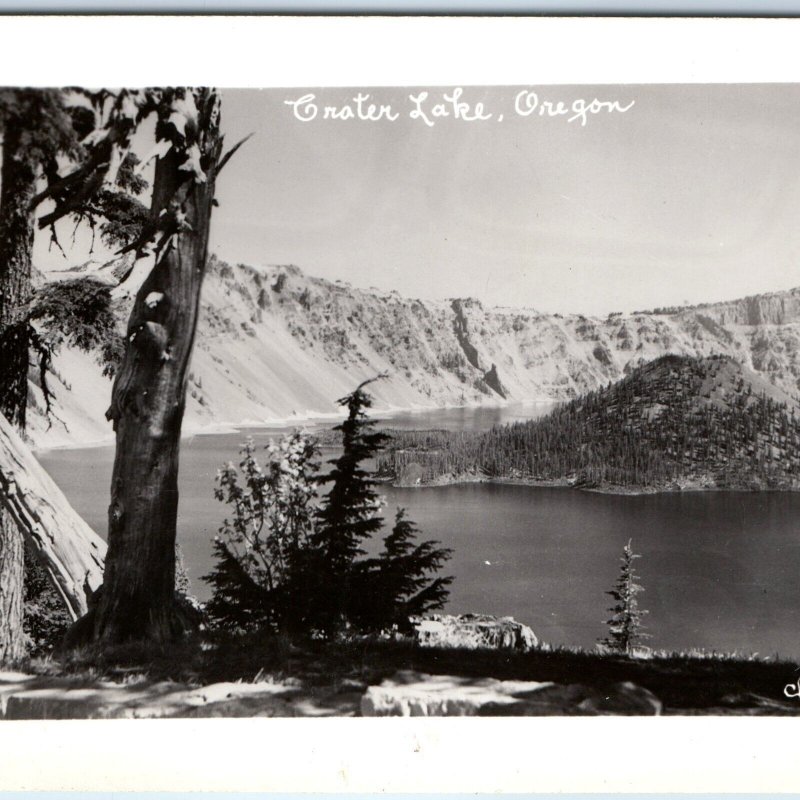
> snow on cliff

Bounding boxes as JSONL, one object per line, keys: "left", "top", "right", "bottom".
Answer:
{"left": 29, "top": 256, "right": 800, "bottom": 449}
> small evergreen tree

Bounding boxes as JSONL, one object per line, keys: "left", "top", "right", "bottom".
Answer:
{"left": 307, "top": 378, "right": 390, "bottom": 635}
{"left": 599, "top": 539, "right": 649, "bottom": 655}
{"left": 356, "top": 508, "right": 453, "bottom": 632}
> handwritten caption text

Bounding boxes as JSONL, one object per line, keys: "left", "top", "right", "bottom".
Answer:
{"left": 284, "top": 88, "right": 635, "bottom": 128}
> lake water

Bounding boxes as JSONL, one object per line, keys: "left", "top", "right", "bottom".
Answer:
{"left": 38, "top": 402, "right": 800, "bottom": 659}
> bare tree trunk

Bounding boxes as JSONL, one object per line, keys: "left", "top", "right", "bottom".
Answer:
{"left": 77, "top": 89, "right": 224, "bottom": 645}
{"left": 0, "top": 412, "right": 106, "bottom": 620}
{"left": 0, "top": 117, "right": 36, "bottom": 663}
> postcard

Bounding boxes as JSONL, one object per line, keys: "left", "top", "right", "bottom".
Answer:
{"left": 0, "top": 14, "right": 799, "bottom": 793}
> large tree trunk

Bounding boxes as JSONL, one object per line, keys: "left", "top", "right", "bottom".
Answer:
{"left": 0, "top": 508, "right": 23, "bottom": 662}
{"left": 0, "top": 116, "right": 36, "bottom": 662}
{"left": 0, "top": 119, "right": 34, "bottom": 431}
{"left": 0, "top": 412, "right": 106, "bottom": 619}
{"left": 79, "top": 89, "right": 224, "bottom": 645}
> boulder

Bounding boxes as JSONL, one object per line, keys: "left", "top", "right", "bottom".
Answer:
{"left": 410, "top": 613, "right": 537, "bottom": 652}
{"left": 361, "top": 671, "right": 662, "bottom": 716}
{"left": 361, "top": 670, "right": 551, "bottom": 716}
{"left": 580, "top": 681, "right": 663, "bottom": 715}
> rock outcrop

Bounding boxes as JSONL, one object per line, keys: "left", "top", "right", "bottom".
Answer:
{"left": 411, "top": 613, "right": 538, "bottom": 652}
{"left": 361, "top": 671, "right": 549, "bottom": 716}
{"left": 360, "top": 670, "right": 662, "bottom": 716}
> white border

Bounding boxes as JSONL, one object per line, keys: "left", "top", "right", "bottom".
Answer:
{"left": 2, "top": 717, "right": 800, "bottom": 792}
{"left": 0, "top": 15, "right": 799, "bottom": 87}
{"left": 2, "top": 15, "right": 800, "bottom": 793}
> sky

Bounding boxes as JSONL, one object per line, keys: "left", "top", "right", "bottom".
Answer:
{"left": 34, "top": 84, "right": 800, "bottom": 316}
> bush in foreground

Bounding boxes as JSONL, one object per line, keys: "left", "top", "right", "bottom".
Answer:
{"left": 205, "top": 380, "right": 453, "bottom": 639}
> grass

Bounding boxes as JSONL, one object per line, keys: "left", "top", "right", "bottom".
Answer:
{"left": 22, "top": 632, "right": 800, "bottom": 715}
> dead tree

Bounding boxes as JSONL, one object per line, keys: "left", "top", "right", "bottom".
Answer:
{"left": 0, "top": 412, "right": 105, "bottom": 619}
{"left": 71, "top": 88, "right": 243, "bottom": 645}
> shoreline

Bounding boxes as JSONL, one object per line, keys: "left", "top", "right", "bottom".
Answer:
{"left": 32, "top": 397, "right": 555, "bottom": 454}
{"left": 387, "top": 472, "right": 800, "bottom": 496}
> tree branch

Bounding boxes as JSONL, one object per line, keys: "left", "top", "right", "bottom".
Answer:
{"left": 217, "top": 133, "right": 253, "bottom": 175}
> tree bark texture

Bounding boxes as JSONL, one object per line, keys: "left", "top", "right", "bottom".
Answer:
{"left": 0, "top": 507, "right": 24, "bottom": 663}
{"left": 0, "top": 411, "right": 106, "bottom": 620}
{"left": 0, "top": 115, "right": 36, "bottom": 663}
{"left": 0, "top": 118, "right": 35, "bottom": 430}
{"left": 86, "top": 89, "right": 224, "bottom": 644}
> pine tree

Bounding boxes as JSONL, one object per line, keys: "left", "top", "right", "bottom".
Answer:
{"left": 355, "top": 507, "right": 452, "bottom": 632}
{"left": 309, "top": 377, "right": 389, "bottom": 635}
{"left": 203, "top": 538, "right": 273, "bottom": 633}
{"left": 599, "top": 539, "right": 649, "bottom": 655}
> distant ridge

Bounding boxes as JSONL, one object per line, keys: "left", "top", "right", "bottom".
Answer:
{"left": 27, "top": 257, "right": 800, "bottom": 448}
{"left": 635, "top": 284, "right": 800, "bottom": 320}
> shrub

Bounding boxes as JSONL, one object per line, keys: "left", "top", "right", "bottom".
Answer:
{"left": 23, "top": 546, "right": 70, "bottom": 657}
{"left": 204, "top": 431, "right": 320, "bottom": 633}
{"left": 205, "top": 381, "right": 453, "bottom": 638}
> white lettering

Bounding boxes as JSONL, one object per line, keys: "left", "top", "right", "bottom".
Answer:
{"left": 409, "top": 88, "right": 493, "bottom": 127}
{"left": 285, "top": 92, "right": 400, "bottom": 123}
{"left": 284, "top": 93, "right": 318, "bottom": 122}
{"left": 408, "top": 92, "right": 435, "bottom": 127}
{"left": 515, "top": 89, "right": 635, "bottom": 126}
{"left": 285, "top": 89, "right": 635, "bottom": 128}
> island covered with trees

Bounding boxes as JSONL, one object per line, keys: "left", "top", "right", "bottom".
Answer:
{"left": 375, "top": 354, "right": 800, "bottom": 492}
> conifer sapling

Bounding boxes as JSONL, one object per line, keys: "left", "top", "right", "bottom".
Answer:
{"left": 599, "top": 539, "right": 650, "bottom": 655}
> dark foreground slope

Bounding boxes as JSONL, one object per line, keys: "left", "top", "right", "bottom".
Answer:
{"left": 6, "top": 632, "right": 799, "bottom": 716}
{"left": 377, "top": 354, "right": 800, "bottom": 491}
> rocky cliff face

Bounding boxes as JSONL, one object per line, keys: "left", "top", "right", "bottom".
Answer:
{"left": 28, "top": 256, "right": 800, "bottom": 448}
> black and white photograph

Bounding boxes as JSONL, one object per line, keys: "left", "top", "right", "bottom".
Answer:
{"left": 5, "top": 42, "right": 800, "bottom": 727}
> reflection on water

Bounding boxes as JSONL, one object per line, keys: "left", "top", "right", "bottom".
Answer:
{"left": 37, "top": 401, "right": 800, "bottom": 659}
